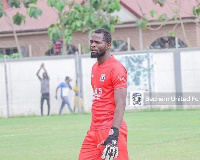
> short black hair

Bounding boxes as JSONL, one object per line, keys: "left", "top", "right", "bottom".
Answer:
{"left": 65, "top": 76, "right": 69, "bottom": 80}
{"left": 94, "top": 28, "right": 112, "bottom": 43}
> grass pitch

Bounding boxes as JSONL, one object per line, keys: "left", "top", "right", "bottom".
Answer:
{"left": 0, "top": 110, "right": 200, "bottom": 160}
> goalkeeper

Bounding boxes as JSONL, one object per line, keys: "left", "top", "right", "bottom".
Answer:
{"left": 78, "top": 28, "right": 129, "bottom": 160}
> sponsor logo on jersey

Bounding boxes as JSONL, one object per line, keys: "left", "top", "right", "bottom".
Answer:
{"left": 100, "top": 74, "right": 105, "bottom": 82}
{"left": 118, "top": 75, "right": 125, "bottom": 81}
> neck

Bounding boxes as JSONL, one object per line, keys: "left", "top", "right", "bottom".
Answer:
{"left": 97, "top": 52, "right": 110, "bottom": 65}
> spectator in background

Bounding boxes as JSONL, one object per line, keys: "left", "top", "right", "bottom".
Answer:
{"left": 53, "top": 38, "right": 63, "bottom": 55}
{"left": 55, "top": 76, "right": 73, "bottom": 114}
{"left": 36, "top": 63, "right": 50, "bottom": 116}
{"left": 73, "top": 80, "right": 84, "bottom": 113}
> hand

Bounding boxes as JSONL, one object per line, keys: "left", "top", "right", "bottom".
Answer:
{"left": 41, "top": 63, "right": 44, "bottom": 68}
{"left": 101, "top": 126, "right": 119, "bottom": 160}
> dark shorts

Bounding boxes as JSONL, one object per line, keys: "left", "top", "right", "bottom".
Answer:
{"left": 41, "top": 93, "right": 49, "bottom": 99}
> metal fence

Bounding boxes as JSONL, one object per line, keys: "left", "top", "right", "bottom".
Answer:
{"left": 1, "top": 48, "right": 200, "bottom": 118}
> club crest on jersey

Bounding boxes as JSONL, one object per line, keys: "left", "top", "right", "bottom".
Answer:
{"left": 100, "top": 74, "right": 105, "bottom": 82}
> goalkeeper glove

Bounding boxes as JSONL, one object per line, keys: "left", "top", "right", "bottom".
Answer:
{"left": 101, "top": 126, "right": 119, "bottom": 160}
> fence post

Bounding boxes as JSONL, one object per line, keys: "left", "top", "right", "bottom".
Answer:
{"left": 147, "top": 49, "right": 153, "bottom": 109}
{"left": 173, "top": 50, "right": 183, "bottom": 108}
{"left": 75, "top": 45, "right": 82, "bottom": 114}
{"left": 139, "top": 27, "right": 143, "bottom": 50}
{"left": 29, "top": 44, "right": 32, "bottom": 57}
{"left": 4, "top": 54, "right": 9, "bottom": 118}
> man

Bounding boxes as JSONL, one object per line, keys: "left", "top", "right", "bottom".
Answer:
{"left": 36, "top": 63, "right": 50, "bottom": 116}
{"left": 55, "top": 76, "right": 73, "bottom": 114}
{"left": 73, "top": 80, "right": 84, "bottom": 113}
{"left": 53, "top": 38, "right": 63, "bottom": 55}
{"left": 78, "top": 28, "right": 129, "bottom": 160}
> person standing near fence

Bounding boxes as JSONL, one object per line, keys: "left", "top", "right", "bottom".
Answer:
{"left": 36, "top": 63, "right": 50, "bottom": 116}
{"left": 55, "top": 76, "right": 73, "bottom": 114}
{"left": 73, "top": 80, "right": 84, "bottom": 113}
{"left": 78, "top": 28, "right": 129, "bottom": 160}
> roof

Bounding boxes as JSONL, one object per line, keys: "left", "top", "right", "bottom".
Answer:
{"left": 0, "top": 0, "right": 198, "bottom": 33}
{"left": 123, "top": 0, "right": 197, "bottom": 20}
{"left": 0, "top": 0, "right": 59, "bottom": 33}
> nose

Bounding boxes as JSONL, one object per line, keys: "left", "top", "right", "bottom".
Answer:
{"left": 90, "top": 41, "right": 96, "bottom": 48}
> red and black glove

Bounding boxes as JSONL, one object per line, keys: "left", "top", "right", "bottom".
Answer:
{"left": 101, "top": 126, "right": 119, "bottom": 160}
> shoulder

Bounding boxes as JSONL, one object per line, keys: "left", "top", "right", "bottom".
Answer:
{"left": 92, "top": 62, "right": 98, "bottom": 69}
{"left": 111, "top": 56, "right": 127, "bottom": 73}
{"left": 59, "top": 82, "right": 65, "bottom": 86}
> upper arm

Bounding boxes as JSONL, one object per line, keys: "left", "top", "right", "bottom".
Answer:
{"left": 111, "top": 64, "right": 127, "bottom": 90}
{"left": 37, "top": 75, "right": 41, "bottom": 81}
{"left": 114, "top": 88, "right": 127, "bottom": 108}
{"left": 111, "top": 63, "right": 127, "bottom": 108}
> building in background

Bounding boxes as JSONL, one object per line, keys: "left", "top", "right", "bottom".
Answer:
{"left": 0, "top": 0, "right": 199, "bottom": 57}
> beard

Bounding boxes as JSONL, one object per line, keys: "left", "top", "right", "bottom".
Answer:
{"left": 90, "top": 47, "right": 106, "bottom": 58}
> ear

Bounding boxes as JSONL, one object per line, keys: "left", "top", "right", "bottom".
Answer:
{"left": 106, "top": 42, "right": 111, "bottom": 49}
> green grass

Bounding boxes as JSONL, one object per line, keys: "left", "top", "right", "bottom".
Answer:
{"left": 0, "top": 110, "right": 200, "bottom": 160}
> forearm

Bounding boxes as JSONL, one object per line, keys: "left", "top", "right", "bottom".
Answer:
{"left": 113, "top": 88, "right": 127, "bottom": 129}
{"left": 36, "top": 68, "right": 42, "bottom": 79}
{"left": 37, "top": 68, "right": 41, "bottom": 75}
{"left": 112, "top": 105, "right": 125, "bottom": 129}
{"left": 43, "top": 67, "right": 48, "bottom": 77}
{"left": 55, "top": 87, "right": 59, "bottom": 97}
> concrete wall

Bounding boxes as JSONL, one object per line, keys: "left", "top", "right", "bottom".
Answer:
{"left": 1, "top": 49, "right": 200, "bottom": 117}
{"left": 0, "top": 55, "right": 77, "bottom": 117}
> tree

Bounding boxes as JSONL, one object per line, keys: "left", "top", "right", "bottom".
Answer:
{"left": 47, "top": 0, "right": 121, "bottom": 54}
{"left": 0, "top": 0, "right": 42, "bottom": 56}
{"left": 0, "top": 0, "right": 121, "bottom": 55}
{"left": 135, "top": 0, "right": 200, "bottom": 47}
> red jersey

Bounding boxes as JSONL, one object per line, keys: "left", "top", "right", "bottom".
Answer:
{"left": 90, "top": 55, "right": 127, "bottom": 130}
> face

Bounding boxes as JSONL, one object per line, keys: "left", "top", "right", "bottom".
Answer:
{"left": 90, "top": 33, "right": 107, "bottom": 58}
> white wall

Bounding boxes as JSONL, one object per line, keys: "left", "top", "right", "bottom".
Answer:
{"left": 153, "top": 52, "right": 176, "bottom": 92}
{"left": 1, "top": 49, "right": 200, "bottom": 117}
{"left": 181, "top": 50, "right": 200, "bottom": 92}
{"left": 0, "top": 56, "right": 76, "bottom": 117}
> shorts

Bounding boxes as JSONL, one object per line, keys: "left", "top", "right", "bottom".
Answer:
{"left": 78, "top": 127, "right": 129, "bottom": 160}
{"left": 41, "top": 93, "right": 49, "bottom": 99}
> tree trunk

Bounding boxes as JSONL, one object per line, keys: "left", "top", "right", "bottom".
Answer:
{"left": 4, "top": 11, "right": 22, "bottom": 57}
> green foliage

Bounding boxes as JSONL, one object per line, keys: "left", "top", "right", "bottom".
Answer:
{"left": 10, "top": 0, "right": 20, "bottom": 8}
{"left": 3, "top": 0, "right": 42, "bottom": 25}
{"left": 173, "top": 15, "right": 177, "bottom": 21}
{"left": 0, "top": 1, "right": 3, "bottom": 18}
{"left": 27, "top": 4, "right": 42, "bottom": 19}
{"left": 0, "top": 53, "right": 20, "bottom": 59}
{"left": 157, "top": 13, "right": 168, "bottom": 20}
{"left": 48, "top": 0, "right": 66, "bottom": 12}
{"left": 48, "top": 24, "right": 62, "bottom": 41}
{"left": 150, "top": 10, "right": 156, "bottom": 18}
{"left": 192, "top": 5, "right": 200, "bottom": 16}
{"left": 136, "top": 18, "right": 148, "bottom": 30}
{"left": 47, "top": 0, "right": 121, "bottom": 44}
{"left": 1, "top": 0, "right": 121, "bottom": 53}
{"left": 0, "top": 53, "right": 3, "bottom": 58}
{"left": 13, "top": 12, "right": 26, "bottom": 25}
{"left": 23, "top": 0, "right": 37, "bottom": 8}
{"left": 169, "top": 31, "right": 175, "bottom": 37}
